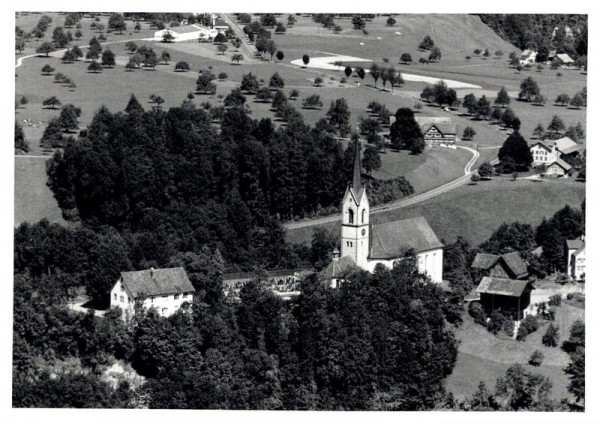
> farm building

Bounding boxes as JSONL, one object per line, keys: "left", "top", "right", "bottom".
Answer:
{"left": 421, "top": 123, "right": 459, "bottom": 148}
{"left": 471, "top": 251, "right": 529, "bottom": 280}
{"left": 556, "top": 53, "right": 575, "bottom": 65}
{"left": 530, "top": 137, "right": 584, "bottom": 168}
{"left": 545, "top": 157, "right": 572, "bottom": 176}
{"left": 519, "top": 49, "right": 537, "bottom": 65}
{"left": 154, "top": 24, "right": 225, "bottom": 42}
{"left": 110, "top": 267, "right": 195, "bottom": 320}
{"left": 321, "top": 138, "right": 444, "bottom": 286}
{"left": 566, "top": 236, "right": 585, "bottom": 280}
{"left": 476, "top": 276, "right": 536, "bottom": 321}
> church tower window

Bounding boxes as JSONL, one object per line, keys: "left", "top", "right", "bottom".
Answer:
{"left": 348, "top": 208, "right": 354, "bottom": 224}
{"left": 362, "top": 209, "right": 366, "bottom": 223}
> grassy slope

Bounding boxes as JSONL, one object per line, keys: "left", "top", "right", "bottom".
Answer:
{"left": 446, "top": 304, "right": 584, "bottom": 401}
{"left": 14, "top": 157, "right": 66, "bottom": 226}
{"left": 285, "top": 178, "right": 585, "bottom": 246}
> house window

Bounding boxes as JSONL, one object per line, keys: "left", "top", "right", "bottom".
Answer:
{"left": 120, "top": 285, "right": 124, "bottom": 292}
{"left": 151, "top": 296, "right": 154, "bottom": 303}
{"left": 162, "top": 308, "right": 167, "bottom": 314}
{"left": 120, "top": 295, "right": 124, "bottom": 303}
{"left": 174, "top": 294, "right": 180, "bottom": 300}
{"left": 348, "top": 208, "right": 354, "bottom": 224}
{"left": 113, "top": 293, "right": 117, "bottom": 301}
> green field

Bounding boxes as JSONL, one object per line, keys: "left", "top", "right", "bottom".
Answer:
{"left": 15, "top": 12, "right": 586, "bottom": 233}
{"left": 285, "top": 177, "right": 585, "bottom": 246}
{"left": 445, "top": 303, "right": 584, "bottom": 402}
{"left": 14, "top": 156, "right": 66, "bottom": 226}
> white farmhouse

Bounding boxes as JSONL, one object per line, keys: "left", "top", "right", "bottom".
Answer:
{"left": 154, "top": 24, "right": 226, "bottom": 42}
{"left": 110, "top": 267, "right": 195, "bottom": 320}
{"left": 321, "top": 139, "right": 444, "bottom": 287}
{"left": 520, "top": 49, "right": 537, "bottom": 65}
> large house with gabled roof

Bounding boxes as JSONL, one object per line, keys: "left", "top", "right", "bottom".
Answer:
{"left": 566, "top": 236, "right": 585, "bottom": 281}
{"left": 471, "top": 251, "right": 529, "bottom": 280}
{"left": 110, "top": 267, "right": 195, "bottom": 320}
{"left": 321, "top": 139, "right": 444, "bottom": 287}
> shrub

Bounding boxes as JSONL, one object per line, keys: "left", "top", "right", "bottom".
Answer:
{"left": 529, "top": 350, "right": 544, "bottom": 366}
{"left": 548, "top": 294, "right": 562, "bottom": 307}
{"left": 488, "top": 309, "right": 514, "bottom": 335}
{"left": 516, "top": 315, "right": 538, "bottom": 341}
{"left": 468, "top": 302, "right": 487, "bottom": 326}
{"left": 542, "top": 323, "right": 559, "bottom": 347}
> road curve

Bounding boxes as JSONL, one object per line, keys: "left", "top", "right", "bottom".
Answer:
{"left": 283, "top": 146, "right": 494, "bottom": 231}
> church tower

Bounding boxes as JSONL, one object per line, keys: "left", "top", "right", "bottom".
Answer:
{"left": 340, "top": 137, "right": 370, "bottom": 269}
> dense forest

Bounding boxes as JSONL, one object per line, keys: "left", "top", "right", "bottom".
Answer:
{"left": 14, "top": 233, "right": 457, "bottom": 409}
{"left": 478, "top": 14, "right": 587, "bottom": 56}
{"left": 46, "top": 98, "right": 412, "bottom": 301}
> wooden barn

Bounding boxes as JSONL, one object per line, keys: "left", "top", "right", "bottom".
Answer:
{"left": 476, "top": 276, "right": 535, "bottom": 321}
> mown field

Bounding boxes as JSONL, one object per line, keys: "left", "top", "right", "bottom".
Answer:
{"left": 446, "top": 303, "right": 584, "bottom": 402}
{"left": 285, "top": 177, "right": 586, "bottom": 246}
{"left": 15, "top": 12, "right": 586, "bottom": 231}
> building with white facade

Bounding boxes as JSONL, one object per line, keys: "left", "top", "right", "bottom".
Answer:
{"left": 154, "top": 23, "right": 227, "bottom": 42}
{"left": 566, "top": 236, "right": 585, "bottom": 280}
{"left": 321, "top": 139, "right": 444, "bottom": 286}
{"left": 110, "top": 267, "right": 195, "bottom": 320}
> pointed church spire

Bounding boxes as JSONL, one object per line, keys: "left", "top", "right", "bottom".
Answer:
{"left": 352, "top": 135, "right": 362, "bottom": 190}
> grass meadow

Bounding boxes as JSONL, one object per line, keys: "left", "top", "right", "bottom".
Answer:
{"left": 285, "top": 177, "right": 585, "bottom": 246}
{"left": 445, "top": 303, "right": 584, "bottom": 402}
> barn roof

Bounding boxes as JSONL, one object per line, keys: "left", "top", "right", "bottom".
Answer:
{"left": 370, "top": 216, "right": 443, "bottom": 259}
{"left": 548, "top": 157, "right": 572, "bottom": 171}
{"left": 320, "top": 255, "right": 356, "bottom": 279}
{"left": 471, "top": 253, "right": 500, "bottom": 270}
{"left": 560, "top": 144, "right": 584, "bottom": 156}
{"left": 471, "top": 252, "right": 528, "bottom": 278}
{"left": 556, "top": 53, "right": 574, "bottom": 63}
{"left": 120, "top": 267, "right": 195, "bottom": 298}
{"left": 501, "top": 251, "right": 528, "bottom": 278}
{"left": 476, "top": 276, "right": 534, "bottom": 297}
{"left": 165, "top": 24, "right": 203, "bottom": 34}
{"left": 554, "top": 136, "right": 578, "bottom": 152}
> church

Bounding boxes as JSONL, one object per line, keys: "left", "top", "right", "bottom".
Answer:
{"left": 321, "top": 139, "right": 444, "bottom": 286}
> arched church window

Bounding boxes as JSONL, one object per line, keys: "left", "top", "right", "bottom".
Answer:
{"left": 348, "top": 208, "right": 354, "bottom": 224}
{"left": 362, "top": 209, "right": 366, "bottom": 223}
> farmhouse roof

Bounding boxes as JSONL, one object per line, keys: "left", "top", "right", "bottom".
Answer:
{"left": 471, "top": 253, "right": 500, "bottom": 270}
{"left": 424, "top": 123, "right": 458, "bottom": 136}
{"left": 554, "top": 136, "right": 577, "bottom": 152}
{"left": 520, "top": 49, "right": 536, "bottom": 58}
{"left": 320, "top": 255, "right": 356, "bottom": 279}
{"left": 548, "top": 157, "right": 572, "bottom": 171}
{"left": 560, "top": 144, "right": 584, "bottom": 156}
{"left": 556, "top": 53, "right": 574, "bottom": 63}
{"left": 476, "top": 276, "right": 534, "bottom": 297}
{"left": 120, "top": 267, "right": 194, "bottom": 299}
{"left": 471, "top": 252, "right": 528, "bottom": 278}
{"left": 165, "top": 24, "right": 204, "bottom": 34}
{"left": 370, "top": 216, "right": 443, "bottom": 259}
{"left": 531, "top": 246, "right": 543, "bottom": 257}
{"left": 530, "top": 140, "right": 554, "bottom": 151}
{"left": 501, "top": 251, "right": 528, "bottom": 278}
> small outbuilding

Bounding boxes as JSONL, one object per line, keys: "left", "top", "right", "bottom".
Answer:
{"left": 476, "top": 276, "right": 535, "bottom": 321}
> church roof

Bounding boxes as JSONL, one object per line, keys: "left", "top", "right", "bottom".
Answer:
{"left": 476, "top": 276, "right": 534, "bottom": 297}
{"left": 320, "top": 255, "right": 356, "bottom": 279}
{"left": 566, "top": 238, "right": 584, "bottom": 250}
{"left": 369, "top": 216, "right": 443, "bottom": 259}
{"left": 119, "top": 267, "right": 195, "bottom": 299}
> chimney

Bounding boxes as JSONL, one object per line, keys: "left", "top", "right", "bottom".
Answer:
{"left": 150, "top": 267, "right": 155, "bottom": 277}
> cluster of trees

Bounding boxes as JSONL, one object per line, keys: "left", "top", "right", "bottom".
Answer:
{"left": 369, "top": 64, "right": 404, "bottom": 91}
{"left": 417, "top": 35, "right": 442, "bottom": 62}
{"left": 124, "top": 43, "right": 161, "bottom": 70}
{"left": 479, "top": 14, "right": 587, "bottom": 57}
{"left": 553, "top": 87, "right": 586, "bottom": 109}
{"left": 15, "top": 122, "right": 29, "bottom": 152}
{"left": 420, "top": 80, "right": 458, "bottom": 108}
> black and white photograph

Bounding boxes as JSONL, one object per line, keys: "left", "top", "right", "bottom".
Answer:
{"left": 6, "top": 2, "right": 597, "bottom": 422}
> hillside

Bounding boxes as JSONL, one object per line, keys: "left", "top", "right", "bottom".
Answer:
{"left": 285, "top": 178, "right": 585, "bottom": 247}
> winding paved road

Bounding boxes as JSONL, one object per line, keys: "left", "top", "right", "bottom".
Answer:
{"left": 284, "top": 145, "right": 498, "bottom": 231}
